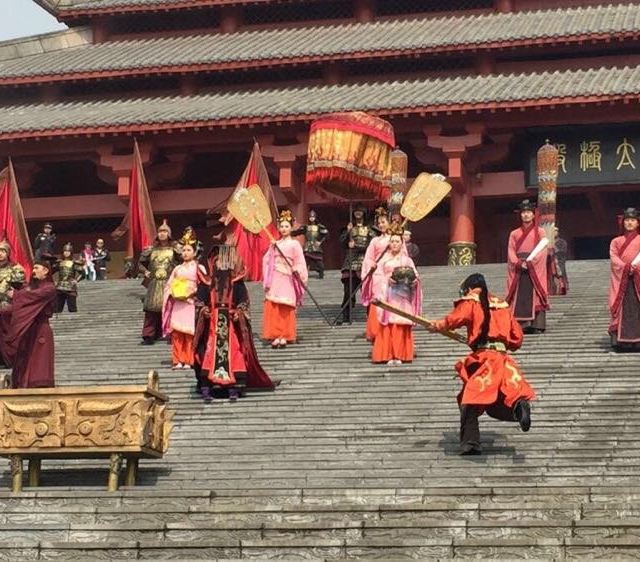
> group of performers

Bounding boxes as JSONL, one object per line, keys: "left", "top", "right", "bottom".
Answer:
{"left": 140, "top": 219, "right": 276, "bottom": 401}
{"left": 5, "top": 195, "right": 640, "bottom": 457}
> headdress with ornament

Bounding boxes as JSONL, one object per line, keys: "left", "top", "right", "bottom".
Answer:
{"left": 43, "top": 223, "right": 53, "bottom": 230}
{"left": 278, "top": 209, "right": 294, "bottom": 225}
{"left": 62, "top": 242, "right": 73, "bottom": 253}
{"left": 374, "top": 206, "right": 389, "bottom": 221}
{"left": 157, "top": 219, "right": 172, "bottom": 239}
{"left": 309, "top": 209, "right": 317, "bottom": 219}
{"left": 179, "top": 226, "right": 198, "bottom": 247}
{"left": 516, "top": 199, "right": 536, "bottom": 212}
{"left": 388, "top": 222, "right": 405, "bottom": 238}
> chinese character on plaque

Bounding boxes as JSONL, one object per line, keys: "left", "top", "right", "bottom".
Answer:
{"left": 579, "top": 141, "right": 602, "bottom": 172}
{"left": 616, "top": 137, "right": 636, "bottom": 170}
{"left": 554, "top": 143, "right": 567, "bottom": 174}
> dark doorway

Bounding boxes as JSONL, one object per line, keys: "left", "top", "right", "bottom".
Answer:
{"left": 573, "top": 236, "right": 610, "bottom": 260}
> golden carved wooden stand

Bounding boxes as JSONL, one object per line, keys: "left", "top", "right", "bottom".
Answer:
{"left": 0, "top": 371, "right": 173, "bottom": 493}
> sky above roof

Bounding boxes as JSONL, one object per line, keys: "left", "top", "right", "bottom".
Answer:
{"left": 1, "top": 0, "right": 67, "bottom": 42}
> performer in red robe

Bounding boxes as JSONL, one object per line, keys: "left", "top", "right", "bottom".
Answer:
{"left": 5, "top": 260, "right": 57, "bottom": 388}
{"left": 433, "top": 273, "right": 536, "bottom": 455}
{"left": 193, "top": 229, "right": 275, "bottom": 402}
{"left": 609, "top": 207, "right": 640, "bottom": 351}
{"left": 506, "top": 199, "right": 550, "bottom": 333}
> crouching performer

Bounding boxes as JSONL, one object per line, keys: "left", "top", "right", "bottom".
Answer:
{"left": 432, "top": 273, "right": 536, "bottom": 456}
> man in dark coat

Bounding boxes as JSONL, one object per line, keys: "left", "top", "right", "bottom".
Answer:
{"left": 5, "top": 260, "right": 57, "bottom": 388}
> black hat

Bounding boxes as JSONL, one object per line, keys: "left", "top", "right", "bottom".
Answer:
{"left": 623, "top": 207, "right": 639, "bottom": 219}
{"left": 517, "top": 199, "right": 536, "bottom": 212}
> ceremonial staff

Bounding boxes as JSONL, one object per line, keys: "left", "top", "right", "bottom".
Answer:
{"left": 331, "top": 173, "right": 452, "bottom": 326}
{"left": 227, "top": 184, "right": 332, "bottom": 325}
{"left": 371, "top": 299, "right": 467, "bottom": 345}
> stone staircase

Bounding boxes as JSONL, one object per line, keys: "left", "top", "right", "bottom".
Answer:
{"left": 1, "top": 260, "right": 639, "bottom": 559}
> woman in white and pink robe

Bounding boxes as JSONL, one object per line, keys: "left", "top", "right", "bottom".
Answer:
{"left": 262, "top": 210, "right": 308, "bottom": 348}
{"left": 372, "top": 228, "right": 422, "bottom": 364}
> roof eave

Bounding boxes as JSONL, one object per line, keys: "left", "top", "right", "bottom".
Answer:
{"left": 58, "top": 0, "right": 282, "bottom": 19}
{"left": 1, "top": 94, "right": 635, "bottom": 143}
{"left": 0, "top": 31, "right": 630, "bottom": 88}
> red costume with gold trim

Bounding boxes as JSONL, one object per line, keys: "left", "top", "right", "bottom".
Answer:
{"left": 437, "top": 290, "right": 536, "bottom": 409}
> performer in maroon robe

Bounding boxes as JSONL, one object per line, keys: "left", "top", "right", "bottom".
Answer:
{"left": 506, "top": 199, "right": 550, "bottom": 333}
{"left": 5, "top": 260, "right": 57, "bottom": 388}
{"left": 609, "top": 207, "right": 640, "bottom": 351}
{"left": 193, "top": 228, "right": 275, "bottom": 402}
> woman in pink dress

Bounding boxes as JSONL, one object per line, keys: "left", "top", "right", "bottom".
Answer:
{"left": 163, "top": 242, "right": 206, "bottom": 369}
{"left": 262, "top": 210, "right": 308, "bottom": 348}
{"left": 361, "top": 207, "right": 409, "bottom": 341}
{"left": 372, "top": 224, "right": 422, "bottom": 364}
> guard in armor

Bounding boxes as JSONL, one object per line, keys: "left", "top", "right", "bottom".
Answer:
{"left": 292, "top": 210, "right": 329, "bottom": 279}
{"left": 0, "top": 240, "right": 26, "bottom": 365}
{"left": 337, "top": 206, "right": 374, "bottom": 325}
{"left": 549, "top": 226, "right": 568, "bottom": 295}
{"left": 0, "top": 240, "right": 26, "bottom": 311}
{"left": 53, "top": 243, "right": 84, "bottom": 313}
{"left": 138, "top": 220, "right": 180, "bottom": 344}
{"left": 33, "top": 223, "right": 56, "bottom": 261}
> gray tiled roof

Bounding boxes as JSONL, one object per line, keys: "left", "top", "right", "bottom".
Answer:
{"left": 0, "top": 65, "right": 638, "bottom": 138}
{"left": 3, "top": 4, "right": 639, "bottom": 81}
{"left": 57, "top": 0, "right": 285, "bottom": 12}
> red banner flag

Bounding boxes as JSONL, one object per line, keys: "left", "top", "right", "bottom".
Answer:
{"left": 112, "top": 140, "right": 156, "bottom": 255}
{"left": 0, "top": 160, "right": 34, "bottom": 278}
{"left": 229, "top": 142, "right": 278, "bottom": 281}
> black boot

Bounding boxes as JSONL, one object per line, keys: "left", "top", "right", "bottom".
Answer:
{"left": 514, "top": 400, "right": 531, "bottom": 432}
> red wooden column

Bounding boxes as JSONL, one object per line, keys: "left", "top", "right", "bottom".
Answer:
{"left": 425, "top": 125, "right": 483, "bottom": 266}
{"left": 260, "top": 137, "right": 308, "bottom": 222}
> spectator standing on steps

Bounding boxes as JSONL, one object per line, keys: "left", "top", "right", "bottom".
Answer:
{"left": 82, "top": 242, "right": 96, "bottom": 281}
{"left": 93, "top": 238, "right": 110, "bottom": 281}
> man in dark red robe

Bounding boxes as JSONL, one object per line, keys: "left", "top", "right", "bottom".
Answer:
{"left": 506, "top": 199, "right": 550, "bottom": 334}
{"left": 5, "top": 260, "right": 57, "bottom": 388}
{"left": 193, "top": 228, "right": 275, "bottom": 402}
{"left": 609, "top": 207, "right": 640, "bottom": 351}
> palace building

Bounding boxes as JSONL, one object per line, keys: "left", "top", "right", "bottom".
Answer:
{"left": 1, "top": 0, "right": 639, "bottom": 267}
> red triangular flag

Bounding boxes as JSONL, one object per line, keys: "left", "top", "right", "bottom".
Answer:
{"left": 112, "top": 140, "right": 156, "bottom": 255}
{"left": 0, "top": 160, "right": 34, "bottom": 279}
{"left": 229, "top": 142, "right": 278, "bottom": 281}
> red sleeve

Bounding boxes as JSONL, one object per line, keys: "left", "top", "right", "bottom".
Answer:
{"left": 508, "top": 314, "right": 524, "bottom": 351}
{"left": 441, "top": 300, "right": 474, "bottom": 331}
{"left": 507, "top": 230, "right": 519, "bottom": 267}
{"left": 610, "top": 237, "right": 627, "bottom": 271}
{"left": 5, "top": 282, "right": 56, "bottom": 360}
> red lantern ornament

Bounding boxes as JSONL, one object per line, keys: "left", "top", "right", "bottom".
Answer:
{"left": 306, "top": 112, "right": 396, "bottom": 201}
